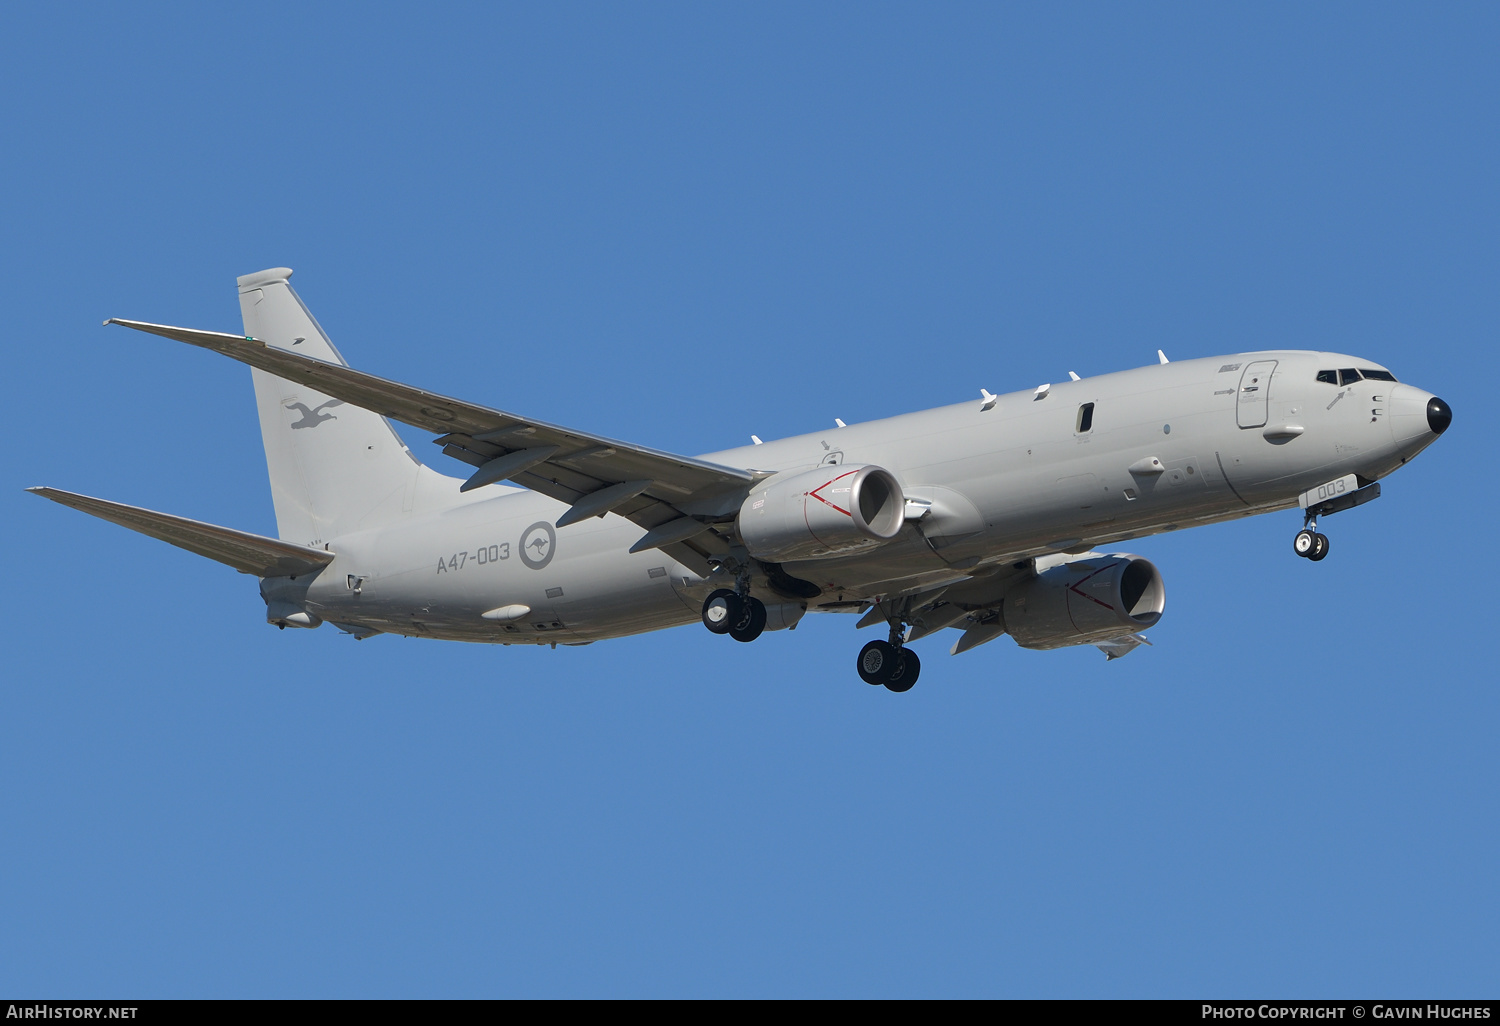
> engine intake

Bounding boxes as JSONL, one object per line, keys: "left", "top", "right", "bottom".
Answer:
{"left": 738, "top": 464, "right": 906, "bottom": 562}
{"left": 1006, "top": 554, "right": 1165, "bottom": 650}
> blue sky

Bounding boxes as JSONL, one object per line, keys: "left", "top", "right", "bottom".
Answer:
{"left": 2, "top": 3, "right": 1495, "bottom": 997}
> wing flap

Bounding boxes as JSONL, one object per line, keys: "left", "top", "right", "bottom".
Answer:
{"left": 29, "top": 487, "right": 334, "bottom": 578}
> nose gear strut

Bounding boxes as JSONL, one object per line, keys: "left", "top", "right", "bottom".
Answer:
{"left": 1293, "top": 513, "right": 1330, "bottom": 562}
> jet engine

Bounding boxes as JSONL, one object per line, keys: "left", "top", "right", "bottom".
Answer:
{"left": 738, "top": 463, "right": 906, "bottom": 562}
{"left": 1005, "top": 554, "right": 1165, "bottom": 650}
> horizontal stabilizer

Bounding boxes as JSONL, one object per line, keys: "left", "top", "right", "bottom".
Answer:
{"left": 28, "top": 487, "right": 334, "bottom": 578}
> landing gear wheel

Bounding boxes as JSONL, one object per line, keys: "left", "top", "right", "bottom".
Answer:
{"left": 1307, "top": 533, "right": 1330, "bottom": 561}
{"left": 1294, "top": 530, "right": 1317, "bottom": 558}
{"left": 884, "top": 648, "right": 920, "bottom": 692}
{"left": 858, "top": 640, "right": 898, "bottom": 685}
{"left": 701, "top": 589, "right": 741, "bottom": 635}
{"left": 729, "top": 597, "right": 767, "bottom": 642}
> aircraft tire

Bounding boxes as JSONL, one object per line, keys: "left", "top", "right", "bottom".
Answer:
{"left": 730, "top": 598, "right": 767, "bottom": 643}
{"left": 1294, "top": 530, "right": 1316, "bottom": 557}
{"left": 884, "top": 648, "right": 920, "bottom": 692}
{"left": 702, "top": 590, "right": 741, "bottom": 635}
{"left": 858, "top": 640, "right": 898, "bottom": 685}
{"left": 1308, "top": 533, "right": 1330, "bottom": 561}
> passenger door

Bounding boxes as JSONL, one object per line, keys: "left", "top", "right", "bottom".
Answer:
{"left": 1236, "top": 360, "right": 1278, "bottom": 428}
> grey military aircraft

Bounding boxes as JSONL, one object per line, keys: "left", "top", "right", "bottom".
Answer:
{"left": 30, "top": 268, "right": 1451, "bottom": 691}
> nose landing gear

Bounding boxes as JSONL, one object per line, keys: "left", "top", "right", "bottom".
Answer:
{"left": 1293, "top": 520, "right": 1330, "bottom": 562}
{"left": 1291, "top": 477, "right": 1383, "bottom": 563}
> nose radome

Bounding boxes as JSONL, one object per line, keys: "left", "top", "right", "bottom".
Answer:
{"left": 1427, "top": 397, "right": 1452, "bottom": 435}
{"left": 1387, "top": 384, "right": 1445, "bottom": 455}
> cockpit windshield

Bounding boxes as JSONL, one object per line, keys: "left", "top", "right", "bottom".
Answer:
{"left": 1317, "top": 368, "right": 1397, "bottom": 384}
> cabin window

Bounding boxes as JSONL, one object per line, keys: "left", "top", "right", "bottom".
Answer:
{"left": 1338, "top": 368, "right": 1362, "bottom": 385}
{"left": 1316, "top": 370, "right": 1338, "bottom": 384}
{"left": 1076, "top": 402, "right": 1095, "bottom": 433}
{"left": 1361, "top": 368, "right": 1397, "bottom": 381}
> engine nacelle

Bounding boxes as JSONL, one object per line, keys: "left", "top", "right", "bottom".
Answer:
{"left": 1005, "top": 554, "right": 1165, "bottom": 650}
{"left": 738, "top": 463, "right": 906, "bottom": 562}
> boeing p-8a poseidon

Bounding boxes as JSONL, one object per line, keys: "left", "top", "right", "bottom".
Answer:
{"left": 31, "top": 268, "right": 1452, "bottom": 691}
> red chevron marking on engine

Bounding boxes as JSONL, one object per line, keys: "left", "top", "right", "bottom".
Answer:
{"left": 807, "top": 469, "right": 860, "bottom": 517}
{"left": 1067, "top": 562, "right": 1117, "bottom": 612}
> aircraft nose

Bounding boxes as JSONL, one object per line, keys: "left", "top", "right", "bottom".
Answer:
{"left": 1426, "top": 397, "right": 1452, "bottom": 435}
{"left": 1388, "top": 384, "right": 1448, "bottom": 457}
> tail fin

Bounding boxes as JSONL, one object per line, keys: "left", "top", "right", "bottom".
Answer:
{"left": 238, "top": 267, "right": 425, "bottom": 547}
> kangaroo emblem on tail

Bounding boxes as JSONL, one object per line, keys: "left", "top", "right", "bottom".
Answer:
{"left": 285, "top": 399, "right": 344, "bottom": 429}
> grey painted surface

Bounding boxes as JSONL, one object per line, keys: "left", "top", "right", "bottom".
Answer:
{"left": 41, "top": 270, "right": 1450, "bottom": 658}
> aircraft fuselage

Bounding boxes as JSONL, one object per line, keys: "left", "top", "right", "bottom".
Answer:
{"left": 299, "top": 349, "right": 1443, "bottom": 644}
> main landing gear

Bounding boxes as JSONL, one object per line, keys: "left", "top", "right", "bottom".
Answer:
{"left": 1293, "top": 516, "right": 1330, "bottom": 562}
{"left": 702, "top": 589, "right": 766, "bottom": 643}
{"left": 856, "top": 617, "right": 922, "bottom": 692}
{"left": 857, "top": 640, "right": 921, "bottom": 691}
{"left": 701, "top": 579, "right": 925, "bottom": 693}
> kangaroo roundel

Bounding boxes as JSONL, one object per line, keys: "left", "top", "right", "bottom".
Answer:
{"left": 520, "top": 522, "right": 556, "bottom": 569}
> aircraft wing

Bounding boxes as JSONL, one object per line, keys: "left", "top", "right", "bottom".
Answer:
{"left": 106, "top": 319, "right": 758, "bottom": 571}
{"left": 28, "top": 486, "right": 335, "bottom": 577}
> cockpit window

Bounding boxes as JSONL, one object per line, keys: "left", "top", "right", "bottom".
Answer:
{"left": 1319, "top": 367, "right": 1395, "bottom": 384}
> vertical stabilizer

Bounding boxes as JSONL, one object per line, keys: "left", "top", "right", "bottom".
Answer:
{"left": 238, "top": 268, "right": 424, "bottom": 547}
